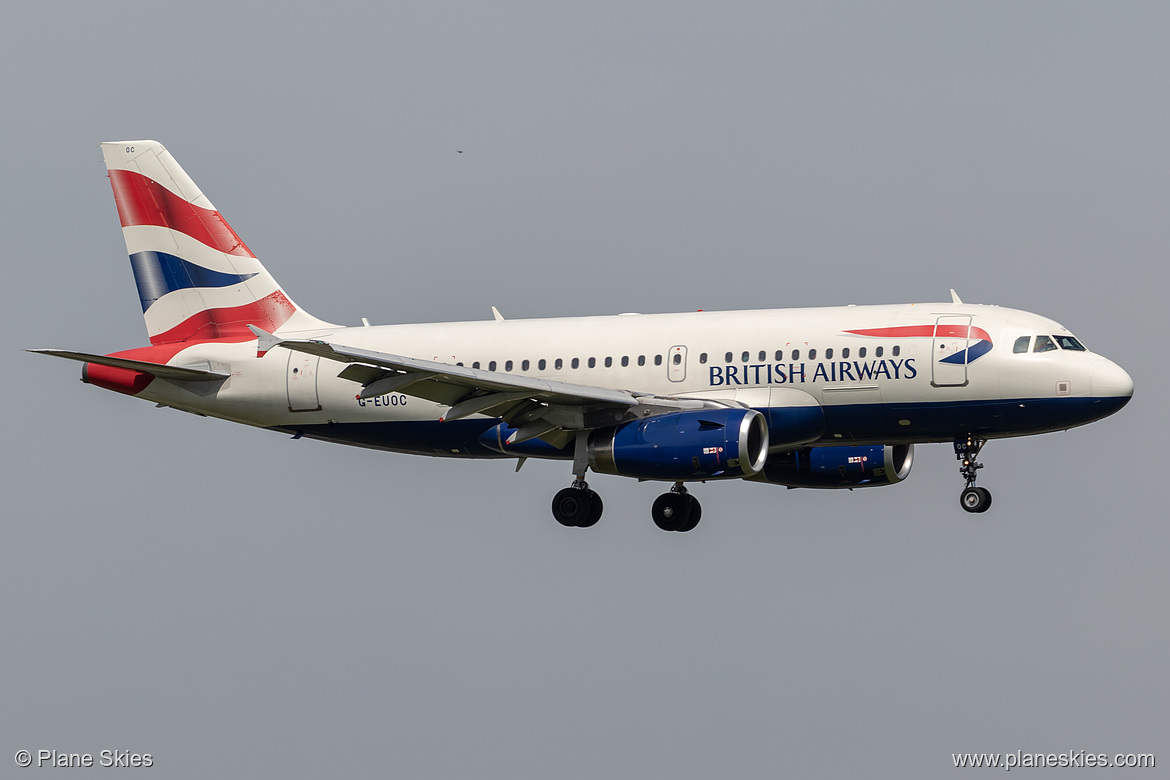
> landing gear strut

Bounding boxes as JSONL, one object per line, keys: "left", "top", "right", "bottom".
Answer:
{"left": 652, "top": 483, "right": 702, "bottom": 532}
{"left": 954, "top": 435, "right": 992, "bottom": 513}
{"left": 552, "top": 433, "right": 604, "bottom": 528}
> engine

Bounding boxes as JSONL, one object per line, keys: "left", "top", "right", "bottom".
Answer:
{"left": 748, "top": 444, "right": 914, "bottom": 489}
{"left": 588, "top": 408, "right": 769, "bottom": 481}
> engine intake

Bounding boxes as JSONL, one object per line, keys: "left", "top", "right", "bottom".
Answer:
{"left": 748, "top": 444, "right": 914, "bottom": 488}
{"left": 589, "top": 408, "right": 768, "bottom": 481}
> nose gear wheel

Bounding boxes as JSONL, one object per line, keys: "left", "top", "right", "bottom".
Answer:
{"left": 954, "top": 436, "right": 992, "bottom": 514}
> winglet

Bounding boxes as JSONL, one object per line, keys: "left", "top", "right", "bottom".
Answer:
{"left": 950, "top": 288, "right": 963, "bottom": 304}
{"left": 248, "top": 325, "right": 283, "bottom": 357}
{"left": 491, "top": 306, "right": 505, "bottom": 322}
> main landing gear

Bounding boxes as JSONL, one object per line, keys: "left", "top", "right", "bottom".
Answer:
{"left": 552, "top": 434, "right": 605, "bottom": 528}
{"left": 550, "top": 480, "right": 703, "bottom": 532}
{"left": 552, "top": 480, "right": 603, "bottom": 528}
{"left": 550, "top": 435, "right": 702, "bottom": 531}
{"left": 652, "top": 483, "right": 701, "bottom": 533}
{"left": 954, "top": 435, "right": 992, "bottom": 513}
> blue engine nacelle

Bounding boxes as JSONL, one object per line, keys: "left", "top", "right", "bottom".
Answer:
{"left": 747, "top": 444, "right": 914, "bottom": 488}
{"left": 588, "top": 408, "right": 769, "bottom": 481}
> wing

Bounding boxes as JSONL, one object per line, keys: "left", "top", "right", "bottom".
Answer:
{"left": 253, "top": 327, "right": 734, "bottom": 448}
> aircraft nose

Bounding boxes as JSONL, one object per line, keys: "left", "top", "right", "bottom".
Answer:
{"left": 1090, "top": 359, "right": 1134, "bottom": 403}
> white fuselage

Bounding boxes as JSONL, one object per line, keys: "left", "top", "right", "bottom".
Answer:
{"left": 123, "top": 301, "right": 1132, "bottom": 457}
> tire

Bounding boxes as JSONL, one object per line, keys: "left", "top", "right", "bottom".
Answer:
{"left": 652, "top": 492, "right": 691, "bottom": 532}
{"left": 674, "top": 495, "right": 702, "bottom": 532}
{"left": 960, "top": 486, "right": 990, "bottom": 513}
{"left": 552, "top": 487, "right": 594, "bottom": 527}
{"left": 577, "top": 490, "right": 603, "bottom": 528}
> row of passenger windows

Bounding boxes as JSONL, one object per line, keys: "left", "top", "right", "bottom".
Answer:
{"left": 705, "top": 345, "right": 898, "bottom": 363}
{"left": 463, "top": 355, "right": 667, "bottom": 371}
{"left": 457, "top": 345, "right": 902, "bottom": 373}
{"left": 1012, "top": 335, "right": 1087, "bottom": 354}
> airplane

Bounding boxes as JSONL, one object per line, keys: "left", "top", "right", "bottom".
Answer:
{"left": 30, "top": 141, "right": 1134, "bottom": 531}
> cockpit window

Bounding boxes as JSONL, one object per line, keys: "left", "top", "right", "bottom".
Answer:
{"left": 1013, "top": 336, "right": 1031, "bottom": 354}
{"left": 1034, "top": 335, "right": 1058, "bottom": 353}
{"left": 1055, "top": 335, "right": 1086, "bottom": 351}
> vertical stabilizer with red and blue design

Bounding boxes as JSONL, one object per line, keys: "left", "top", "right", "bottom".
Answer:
{"left": 101, "top": 141, "right": 334, "bottom": 345}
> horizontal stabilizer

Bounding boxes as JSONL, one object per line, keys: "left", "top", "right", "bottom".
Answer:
{"left": 27, "top": 349, "right": 230, "bottom": 382}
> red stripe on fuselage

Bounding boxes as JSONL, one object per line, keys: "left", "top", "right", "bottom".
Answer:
{"left": 148, "top": 290, "right": 296, "bottom": 345}
{"left": 108, "top": 169, "right": 255, "bottom": 258}
{"left": 845, "top": 324, "right": 992, "bottom": 342}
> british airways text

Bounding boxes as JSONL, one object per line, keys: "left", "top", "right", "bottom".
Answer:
{"left": 709, "top": 359, "right": 917, "bottom": 386}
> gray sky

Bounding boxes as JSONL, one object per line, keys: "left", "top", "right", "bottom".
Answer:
{"left": 2, "top": 2, "right": 1166, "bottom": 777}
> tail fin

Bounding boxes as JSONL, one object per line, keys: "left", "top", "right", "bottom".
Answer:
{"left": 101, "top": 141, "right": 334, "bottom": 345}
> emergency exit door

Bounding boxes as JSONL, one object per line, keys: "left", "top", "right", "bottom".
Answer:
{"left": 667, "top": 345, "right": 687, "bottom": 382}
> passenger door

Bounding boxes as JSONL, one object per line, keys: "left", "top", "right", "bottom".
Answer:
{"left": 931, "top": 315, "right": 971, "bottom": 387}
{"left": 287, "top": 353, "right": 321, "bottom": 411}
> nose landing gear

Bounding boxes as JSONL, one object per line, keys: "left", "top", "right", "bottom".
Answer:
{"left": 955, "top": 435, "right": 992, "bottom": 513}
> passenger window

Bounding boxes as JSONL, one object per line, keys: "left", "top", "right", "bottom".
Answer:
{"left": 621, "top": 356, "right": 629, "bottom": 367}
{"left": 638, "top": 355, "right": 646, "bottom": 366}
{"left": 809, "top": 348, "right": 817, "bottom": 360}
{"left": 892, "top": 345, "right": 900, "bottom": 357}
{"left": 555, "top": 358, "right": 563, "bottom": 370}
{"left": 758, "top": 350, "right": 766, "bottom": 361}
{"left": 655, "top": 355, "right": 663, "bottom": 366}
{"left": 842, "top": 347, "right": 850, "bottom": 359}
{"left": 456, "top": 362, "right": 464, "bottom": 367}
{"left": 604, "top": 357, "right": 612, "bottom": 368}
{"left": 792, "top": 349, "right": 800, "bottom": 360}
{"left": 538, "top": 359, "right": 546, "bottom": 370}
{"left": 505, "top": 360, "right": 513, "bottom": 371}
{"left": 1034, "top": 335, "right": 1057, "bottom": 353}
{"left": 571, "top": 358, "right": 579, "bottom": 369}
{"left": 876, "top": 346, "right": 884, "bottom": 357}
{"left": 825, "top": 348, "right": 833, "bottom": 359}
{"left": 588, "top": 357, "right": 597, "bottom": 368}
{"left": 1055, "top": 335, "right": 1086, "bottom": 351}
{"left": 699, "top": 353, "right": 707, "bottom": 364}
{"left": 774, "top": 350, "right": 783, "bottom": 361}
{"left": 489, "top": 361, "right": 497, "bottom": 371}
{"left": 725, "top": 352, "right": 733, "bottom": 363}
{"left": 741, "top": 351, "right": 749, "bottom": 362}
{"left": 473, "top": 361, "right": 481, "bottom": 369}
{"left": 859, "top": 347, "right": 867, "bottom": 358}
{"left": 521, "top": 360, "right": 529, "bottom": 371}
{"left": 1013, "top": 336, "right": 1031, "bottom": 354}
{"left": 673, "top": 353, "right": 682, "bottom": 365}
